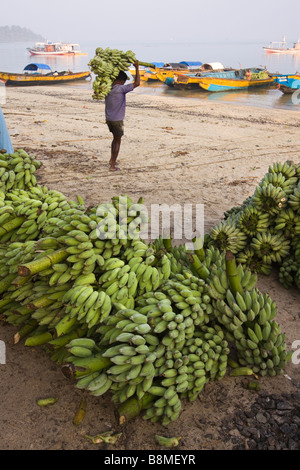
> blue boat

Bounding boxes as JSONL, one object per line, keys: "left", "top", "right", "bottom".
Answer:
{"left": 273, "top": 74, "right": 300, "bottom": 94}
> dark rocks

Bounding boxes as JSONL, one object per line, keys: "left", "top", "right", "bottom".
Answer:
{"left": 220, "top": 392, "right": 300, "bottom": 450}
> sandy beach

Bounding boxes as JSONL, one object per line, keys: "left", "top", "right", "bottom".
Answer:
{"left": 0, "top": 84, "right": 300, "bottom": 450}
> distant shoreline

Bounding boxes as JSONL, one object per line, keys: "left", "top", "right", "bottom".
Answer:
{"left": 0, "top": 25, "right": 45, "bottom": 43}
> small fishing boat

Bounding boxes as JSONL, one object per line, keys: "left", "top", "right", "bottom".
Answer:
{"left": 157, "top": 62, "right": 227, "bottom": 88}
{"left": 263, "top": 37, "right": 300, "bottom": 54}
{"left": 129, "top": 62, "right": 165, "bottom": 82}
{"left": 196, "top": 68, "right": 274, "bottom": 92}
{"left": 130, "top": 61, "right": 203, "bottom": 83}
{"left": 273, "top": 74, "right": 300, "bottom": 94}
{"left": 27, "top": 41, "right": 87, "bottom": 56}
{"left": 0, "top": 63, "right": 91, "bottom": 86}
{"left": 158, "top": 63, "right": 229, "bottom": 88}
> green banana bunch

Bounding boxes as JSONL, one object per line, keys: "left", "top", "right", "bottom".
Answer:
{"left": 274, "top": 207, "right": 300, "bottom": 238}
{"left": 268, "top": 160, "right": 297, "bottom": 180}
{"left": 251, "top": 183, "right": 287, "bottom": 215}
{"left": 209, "top": 219, "right": 247, "bottom": 253}
{"left": 279, "top": 255, "right": 300, "bottom": 289}
{"left": 234, "top": 318, "right": 291, "bottom": 377}
{"left": 236, "top": 248, "right": 272, "bottom": 275}
{"left": 259, "top": 171, "right": 298, "bottom": 196}
{"left": 0, "top": 149, "right": 42, "bottom": 193}
{"left": 288, "top": 182, "right": 300, "bottom": 215}
{"left": 250, "top": 232, "right": 290, "bottom": 265}
{"left": 89, "top": 47, "right": 137, "bottom": 100}
{"left": 236, "top": 205, "right": 270, "bottom": 237}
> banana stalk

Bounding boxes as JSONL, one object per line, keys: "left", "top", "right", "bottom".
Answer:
{"left": 18, "top": 248, "right": 69, "bottom": 276}
{"left": 163, "top": 235, "right": 172, "bottom": 252}
{"left": 186, "top": 253, "right": 210, "bottom": 279}
{"left": 192, "top": 236, "right": 205, "bottom": 261}
{"left": 135, "top": 61, "right": 156, "bottom": 68}
{"left": 0, "top": 216, "right": 25, "bottom": 237}
{"left": 117, "top": 392, "right": 156, "bottom": 425}
{"left": 61, "top": 356, "right": 111, "bottom": 379}
{"left": 225, "top": 251, "right": 243, "bottom": 295}
{"left": 24, "top": 331, "right": 53, "bottom": 346}
{"left": 14, "top": 318, "right": 38, "bottom": 344}
{"left": 54, "top": 314, "right": 78, "bottom": 338}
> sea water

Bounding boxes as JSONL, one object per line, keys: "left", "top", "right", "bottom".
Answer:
{"left": 0, "top": 39, "right": 300, "bottom": 111}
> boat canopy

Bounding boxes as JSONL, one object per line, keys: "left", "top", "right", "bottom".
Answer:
{"left": 180, "top": 61, "right": 203, "bottom": 68}
{"left": 201, "top": 62, "right": 225, "bottom": 70}
{"left": 163, "top": 63, "right": 188, "bottom": 69}
{"left": 24, "top": 63, "right": 52, "bottom": 72}
{"left": 151, "top": 62, "right": 165, "bottom": 68}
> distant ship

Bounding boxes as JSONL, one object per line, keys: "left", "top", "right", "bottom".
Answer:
{"left": 263, "top": 36, "right": 300, "bottom": 54}
{"left": 27, "top": 41, "right": 87, "bottom": 56}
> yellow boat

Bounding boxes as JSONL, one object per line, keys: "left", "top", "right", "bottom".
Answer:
{"left": 197, "top": 72, "right": 274, "bottom": 92}
{"left": 129, "top": 62, "right": 165, "bottom": 82}
{"left": 131, "top": 62, "right": 197, "bottom": 82}
{"left": 158, "top": 67, "right": 274, "bottom": 92}
{"left": 0, "top": 63, "right": 91, "bottom": 86}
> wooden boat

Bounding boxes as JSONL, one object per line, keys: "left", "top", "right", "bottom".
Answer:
{"left": 129, "top": 62, "right": 165, "bottom": 82}
{"left": 0, "top": 63, "right": 91, "bottom": 86}
{"left": 157, "top": 62, "right": 227, "bottom": 87}
{"left": 131, "top": 61, "right": 203, "bottom": 83}
{"left": 196, "top": 68, "right": 274, "bottom": 92}
{"left": 273, "top": 74, "right": 300, "bottom": 94}
{"left": 263, "top": 37, "right": 300, "bottom": 54}
{"left": 27, "top": 41, "right": 87, "bottom": 56}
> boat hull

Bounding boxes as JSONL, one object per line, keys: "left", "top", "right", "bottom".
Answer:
{"left": 0, "top": 71, "right": 91, "bottom": 86}
{"left": 29, "top": 51, "right": 87, "bottom": 56}
{"left": 263, "top": 47, "right": 300, "bottom": 54}
{"left": 197, "top": 77, "right": 274, "bottom": 92}
{"left": 273, "top": 74, "right": 300, "bottom": 94}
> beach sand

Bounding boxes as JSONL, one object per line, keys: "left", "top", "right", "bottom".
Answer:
{"left": 0, "top": 84, "right": 299, "bottom": 450}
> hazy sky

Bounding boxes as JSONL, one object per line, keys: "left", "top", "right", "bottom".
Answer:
{"left": 1, "top": 0, "right": 300, "bottom": 44}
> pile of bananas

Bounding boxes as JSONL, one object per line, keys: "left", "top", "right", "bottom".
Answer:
{"left": 251, "top": 71, "right": 270, "bottom": 80}
{"left": 0, "top": 148, "right": 41, "bottom": 192}
{"left": 0, "top": 149, "right": 294, "bottom": 426}
{"left": 206, "top": 160, "right": 300, "bottom": 290}
{"left": 89, "top": 47, "right": 154, "bottom": 100}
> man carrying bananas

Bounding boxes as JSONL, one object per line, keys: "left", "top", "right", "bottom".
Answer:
{"left": 105, "top": 61, "right": 140, "bottom": 171}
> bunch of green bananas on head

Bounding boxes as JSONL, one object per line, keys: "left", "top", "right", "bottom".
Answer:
{"left": 89, "top": 47, "right": 138, "bottom": 100}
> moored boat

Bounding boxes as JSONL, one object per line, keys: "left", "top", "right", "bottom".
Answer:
{"left": 158, "top": 63, "right": 230, "bottom": 88}
{"left": 27, "top": 41, "right": 87, "bottom": 56}
{"left": 0, "top": 63, "right": 91, "bottom": 86}
{"left": 129, "top": 62, "right": 165, "bottom": 82}
{"left": 130, "top": 61, "right": 203, "bottom": 83}
{"left": 263, "top": 37, "right": 300, "bottom": 54}
{"left": 196, "top": 68, "right": 274, "bottom": 92}
{"left": 273, "top": 74, "right": 300, "bottom": 94}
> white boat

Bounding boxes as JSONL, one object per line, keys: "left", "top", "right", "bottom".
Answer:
{"left": 263, "top": 36, "right": 300, "bottom": 54}
{"left": 27, "top": 41, "right": 87, "bottom": 56}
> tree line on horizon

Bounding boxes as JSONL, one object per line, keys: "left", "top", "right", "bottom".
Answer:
{"left": 0, "top": 25, "right": 45, "bottom": 43}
